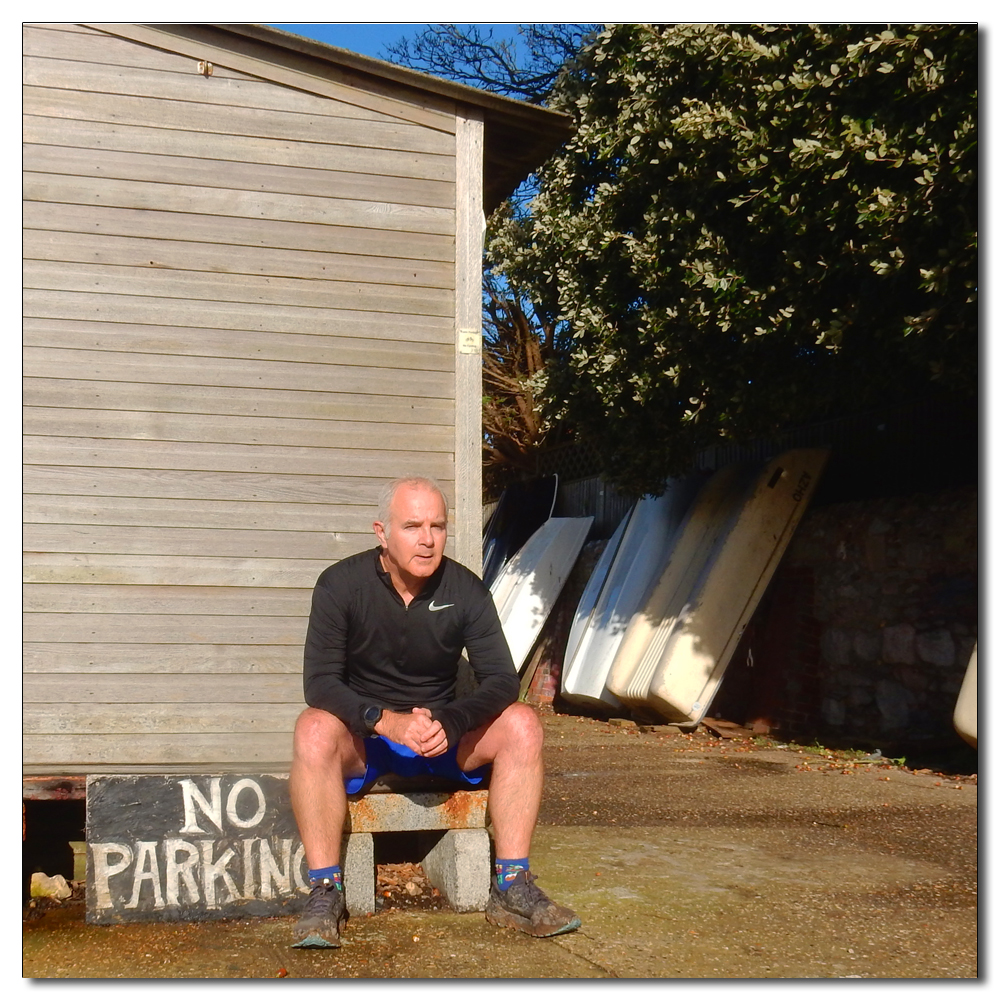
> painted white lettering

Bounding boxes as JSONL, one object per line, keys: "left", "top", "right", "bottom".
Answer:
{"left": 258, "top": 839, "right": 293, "bottom": 899}
{"left": 164, "top": 839, "right": 200, "bottom": 907}
{"left": 241, "top": 838, "right": 256, "bottom": 899}
{"left": 179, "top": 777, "right": 223, "bottom": 835}
{"left": 225, "top": 778, "right": 266, "bottom": 829}
{"left": 292, "top": 842, "right": 309, "bottom": 892}
{"left": 198, "top": 840, "right": 238, "bottom": 909}
{"left": 125, "top": 841, "right": 165, "bottom": 910}
{"left": 90, "top": 842, "right": 133, "bottom": 910}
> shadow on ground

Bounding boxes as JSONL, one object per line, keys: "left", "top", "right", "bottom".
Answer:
{"left": 23, "top": 714, "right": 977, "bottom": 979}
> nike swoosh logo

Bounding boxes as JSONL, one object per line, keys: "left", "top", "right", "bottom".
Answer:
{"left": 428, "top": 601, "right": 455, "bottom": 612}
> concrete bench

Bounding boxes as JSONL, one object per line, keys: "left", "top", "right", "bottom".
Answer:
{"left": 340, "top": 782, "right": 491, "bottom": 915}
{"left": 84, "top": 773, "right": 491, "bottom": 924}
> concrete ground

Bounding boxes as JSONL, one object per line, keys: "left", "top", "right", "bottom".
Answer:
{"left": 22, "top": 712, "right": 978, "bottom": 980}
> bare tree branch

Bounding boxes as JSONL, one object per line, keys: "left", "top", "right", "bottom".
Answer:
{"left": 383, "top": 23, "right": 597, "bottom": 104}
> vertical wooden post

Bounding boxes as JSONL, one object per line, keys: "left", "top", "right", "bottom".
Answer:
{"left": 453, "top": 109, "right": 485, "bottom": 574}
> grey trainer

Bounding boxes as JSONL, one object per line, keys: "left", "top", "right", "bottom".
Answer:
{"left": 291, "top": 879, "right": 347, "bottom": 948}
{"left": 485, "top": 870, "right": 581, "bottom": 937}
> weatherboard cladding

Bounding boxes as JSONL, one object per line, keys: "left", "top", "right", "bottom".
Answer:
{"left": 22, "top": 22, "right": 566, "bottom": 773}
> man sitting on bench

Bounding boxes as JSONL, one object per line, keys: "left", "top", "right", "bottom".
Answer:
{"left": 289, "top": 475, "right": 581, "bottom": 948}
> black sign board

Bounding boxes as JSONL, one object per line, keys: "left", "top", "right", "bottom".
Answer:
{"left": 86, "top": 774, "right": 310, "bottom": 925}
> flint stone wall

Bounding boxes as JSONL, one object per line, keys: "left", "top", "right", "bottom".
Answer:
{"left": 720, "top": 486, "right": 977, "bottom": 750}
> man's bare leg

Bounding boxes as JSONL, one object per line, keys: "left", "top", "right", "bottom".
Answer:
{"left": 290, "top": 707, "right": 367, "bottom": 870}
{"left": 456, "top": 701, "right": 544, "bottom": 858}
{"left": 457, "top": 702, "right": 580, "bottom": 936}
{"left": 289, "top": 708, "right": 367, "bottom": 948}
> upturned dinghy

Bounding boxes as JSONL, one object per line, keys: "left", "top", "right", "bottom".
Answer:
{"left": 490, "top": 516, "right": 593, "bottom": 674}
{"left": 953, "top": 644, "right": 977, "bottom": 748}
{"left": 608, "top": 449, "right": 829, "bottom": 726}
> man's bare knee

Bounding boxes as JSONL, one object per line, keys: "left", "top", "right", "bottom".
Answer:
{"left": 293, "top": 707, "right": 355, "bottom": 766}
{"left": 488, "top": 702, "right": 544, "bottom": 760}
{"left": 510, "top": 702, "right": 544, "bottom": 751}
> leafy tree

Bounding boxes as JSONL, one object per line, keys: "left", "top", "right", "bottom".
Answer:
{"left": 493, "top": 23, "right": 978, "bottom": 496}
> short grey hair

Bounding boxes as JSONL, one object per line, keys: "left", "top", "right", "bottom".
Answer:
{"left": 376, "top": 477, "right": 449, "bottom": 538}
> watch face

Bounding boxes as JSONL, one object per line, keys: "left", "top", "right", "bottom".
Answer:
{"left": 364, "top": 706, "right": 381, "bottom": 727}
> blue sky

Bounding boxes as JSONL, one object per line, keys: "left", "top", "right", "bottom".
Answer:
{"left": 269, "top": 23, "right": 523, "bottom": 63}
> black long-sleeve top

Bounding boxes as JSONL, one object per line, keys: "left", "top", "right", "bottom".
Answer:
{"left": 302, "top": 547, "right": 519, "bottom": 749}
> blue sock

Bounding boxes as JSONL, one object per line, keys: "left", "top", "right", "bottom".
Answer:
{"left": 308, "top": 865, "right": 343, "bottom": 890}
{"left": 494, "top": 857, "right": 530, "bottom": 891}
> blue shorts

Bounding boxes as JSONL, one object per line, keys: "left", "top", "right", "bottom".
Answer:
{"left": 344, "top": 736, "right": 490, "bottom": 795}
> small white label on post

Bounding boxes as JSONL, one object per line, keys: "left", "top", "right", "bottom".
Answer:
{"left": 458, "top": 329, "right": 481, "bottom": 354}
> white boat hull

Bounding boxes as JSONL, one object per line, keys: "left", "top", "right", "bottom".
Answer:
{"left": 562, "top": 510, "right": 630, "bottom": 687}
{"left": 490, "top": 516, "right": 593, "bottom": 674}
{"left": 953, "top": 644, "right": 977, "bottom": 748}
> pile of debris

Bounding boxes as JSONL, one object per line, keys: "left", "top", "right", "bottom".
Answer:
{"left": 375, "top": 862, "right": 443, "bottom": 913}
{"left": 24, "top": 872, "right": 85, "bottom": 920}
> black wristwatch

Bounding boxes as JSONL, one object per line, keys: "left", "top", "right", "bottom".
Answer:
{"left": 362, "top": 704, "right": 383, "bottom": 734}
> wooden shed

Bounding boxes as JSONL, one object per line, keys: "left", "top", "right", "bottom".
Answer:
{"left": 22, "top": 22, "right": 571, "bottom": 779}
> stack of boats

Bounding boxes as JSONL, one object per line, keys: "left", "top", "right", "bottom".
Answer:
{"left": 485, "top": 450, "right": 977, "bottom": 742}
{"left": 560, "top": 449, "right": 830, "bottom": 727}
{"left": 480, "top": 449, "right": 830, "bottom": 727}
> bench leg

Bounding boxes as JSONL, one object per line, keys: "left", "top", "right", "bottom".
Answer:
{"left": 418, "top": 828, "right": 491, "bottom": 913}
{"left": 341, "top": 832, "right": 375, "bottom": 917}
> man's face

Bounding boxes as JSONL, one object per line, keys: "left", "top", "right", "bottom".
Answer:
{"left": 374, "top": 484, "right": 448, "bottom": 583}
